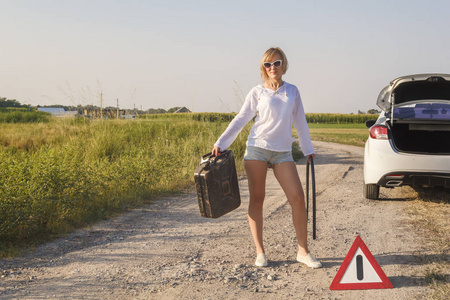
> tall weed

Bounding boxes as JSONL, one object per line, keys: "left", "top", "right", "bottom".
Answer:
{"left": 0, "top": 116, "right": 250, "bottom": 250}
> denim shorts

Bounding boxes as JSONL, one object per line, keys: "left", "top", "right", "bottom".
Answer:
{"left": 244, "top": 146, "right": 294, "bottom": 166}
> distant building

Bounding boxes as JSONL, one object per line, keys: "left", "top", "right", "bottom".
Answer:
{"left": 38, "top": 107, "right": 78, "bottom": 117}
{"left": 120, "top": 114, "right": 136, "bottom": 119}
{"left": 174, "top": 107, "right": 191, "bottom": 113}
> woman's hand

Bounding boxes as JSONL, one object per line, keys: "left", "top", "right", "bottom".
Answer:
{"left": 211, "top": 146, "right": 221, "bottom": 157}
{"left": 307, "top": 153, "right": 316, "bottom": 163}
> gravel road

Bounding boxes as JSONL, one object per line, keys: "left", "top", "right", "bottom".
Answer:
{"left": 0, "top": 141, "right": 438, "bottom": 299}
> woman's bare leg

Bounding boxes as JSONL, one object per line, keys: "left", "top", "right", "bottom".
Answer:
{"left": 244, "top": 160, "right": 268, "bottom": 255}
{"left": 272, "top": 161, "right": 309, "bottom": 256}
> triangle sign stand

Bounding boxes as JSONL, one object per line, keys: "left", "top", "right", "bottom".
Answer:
{"left": 330, "top": 236, "right": 393, "bottom": 290}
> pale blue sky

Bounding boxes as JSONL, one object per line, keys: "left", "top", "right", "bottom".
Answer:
{"left": 1, "top": 0, "right": 450, "bottom": 113}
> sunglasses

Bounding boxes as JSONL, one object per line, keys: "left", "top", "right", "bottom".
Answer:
{"left": 263, "top": 60, "right": 282, "bottom": 69}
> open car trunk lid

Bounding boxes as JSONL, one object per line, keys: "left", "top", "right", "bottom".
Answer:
{"left": 377, "top": 73, "right": 450, "bottom": 112}
{"left": 376, "top": 74, "right": 450, "bottom": 154}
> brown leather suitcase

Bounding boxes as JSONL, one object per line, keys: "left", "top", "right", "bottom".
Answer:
{"left": 194, "top": 150, "right": 241, "bottom": 218}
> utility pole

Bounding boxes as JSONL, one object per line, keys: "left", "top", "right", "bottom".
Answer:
{"left": 100, "top": 92, "right": 103, "bottom": 119}
{"left": 116, "top": 98, "right": 119, "bottom": 119}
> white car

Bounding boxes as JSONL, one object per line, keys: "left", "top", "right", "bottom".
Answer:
{"left": 364, "top": 73, "right": 450, "bottom": 199}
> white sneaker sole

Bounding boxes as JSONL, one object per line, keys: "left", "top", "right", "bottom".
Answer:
{"left": 297, "top": 253, "right": 322, "bottom": 269}
{"left": 255, "top": 253, "right": 268, "bottom": 267}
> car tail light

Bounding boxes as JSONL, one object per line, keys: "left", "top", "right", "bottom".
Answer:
{"left": 369, "top": 125, "right": 388, "bottom": 140}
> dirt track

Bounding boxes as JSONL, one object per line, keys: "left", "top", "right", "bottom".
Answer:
{"left": 0, "top": 141, "right": 438, "bottom": 299}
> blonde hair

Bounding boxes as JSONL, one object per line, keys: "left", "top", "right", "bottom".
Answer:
{"left": 260, "top": 47, "right": 289, "bottom": 82}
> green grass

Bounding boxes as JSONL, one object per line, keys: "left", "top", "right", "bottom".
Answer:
{"left": 309, "top": 123, "right": 369, "bottom": 147}
{"left": 0, "top": 115, "right": 253, "bottom": 256}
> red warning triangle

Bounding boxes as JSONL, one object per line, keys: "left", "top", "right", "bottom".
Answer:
{"left": 330, "top": 236, "right": 393, "bottom": 290}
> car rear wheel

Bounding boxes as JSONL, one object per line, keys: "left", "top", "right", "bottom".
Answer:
{"left": 364, "top": 184, "right": 380, "bottom": 200}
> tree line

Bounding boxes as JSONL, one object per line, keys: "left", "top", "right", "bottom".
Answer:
{"left": 0, "top": 97, "right": 31, "bottom": 108}
{"left": 0, "top": 97, "right": 186, "bottom": 115}
{"left": 2, "top": 97, "right": 379, "bottom": 115}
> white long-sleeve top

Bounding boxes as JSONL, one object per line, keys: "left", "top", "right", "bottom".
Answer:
{"left": 214, "top": 82, "right": 314, "bottom": 156}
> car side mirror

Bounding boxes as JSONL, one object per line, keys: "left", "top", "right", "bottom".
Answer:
{"left": 365, "top": 119, "right": 376, "bottom": 128}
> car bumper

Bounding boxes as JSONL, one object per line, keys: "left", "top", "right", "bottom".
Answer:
{"left": 377, "top": 171, "right": 450, "bottom": 188}
{"left": 364, "top": 138, "right": 450, "bottom": 187}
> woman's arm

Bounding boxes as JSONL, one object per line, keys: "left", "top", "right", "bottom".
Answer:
{"left": 292, "top": 87, "right": 315, "bottom": 156}
{"left": 212, "top": 89, "right": 258, "bottom": 153}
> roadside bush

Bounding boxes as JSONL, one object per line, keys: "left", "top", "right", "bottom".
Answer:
{"left": 0, "top": 110, "right": 50, "bottom": 123}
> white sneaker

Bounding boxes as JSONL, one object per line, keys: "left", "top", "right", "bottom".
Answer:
{"left": 255, "top": 253, "right": 268, "bottom": 267}
{"left": 297, "top": 253, "right": 322, "bottom": 268}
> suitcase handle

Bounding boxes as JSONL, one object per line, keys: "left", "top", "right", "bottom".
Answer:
{"left": 201, "top": 152, "right": 214, "bottom": 164}
{"left": 201, "top": 150, "right": 231, "bottom": 164}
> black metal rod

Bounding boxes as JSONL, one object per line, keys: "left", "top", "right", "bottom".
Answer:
{"left": 306, "top": 157, "right": 317, "bottom": 240}
{"left": 306, "top": 160, "right": 310, "bottom": 220}
{"left": 310, "top": 158, "right": 316, "bottom": 240}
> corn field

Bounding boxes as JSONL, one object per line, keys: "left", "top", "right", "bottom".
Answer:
{"left": 306, "top": 113, "right": 379, "bottom": 124}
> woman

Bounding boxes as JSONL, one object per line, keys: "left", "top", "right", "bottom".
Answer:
{"left": 212, "top": 47, "right": 321, "bottom": 268}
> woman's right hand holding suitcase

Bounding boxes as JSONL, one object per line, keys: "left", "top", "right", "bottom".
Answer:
{"left": 211, "top": 145, "right": 221, "bottom": 157}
